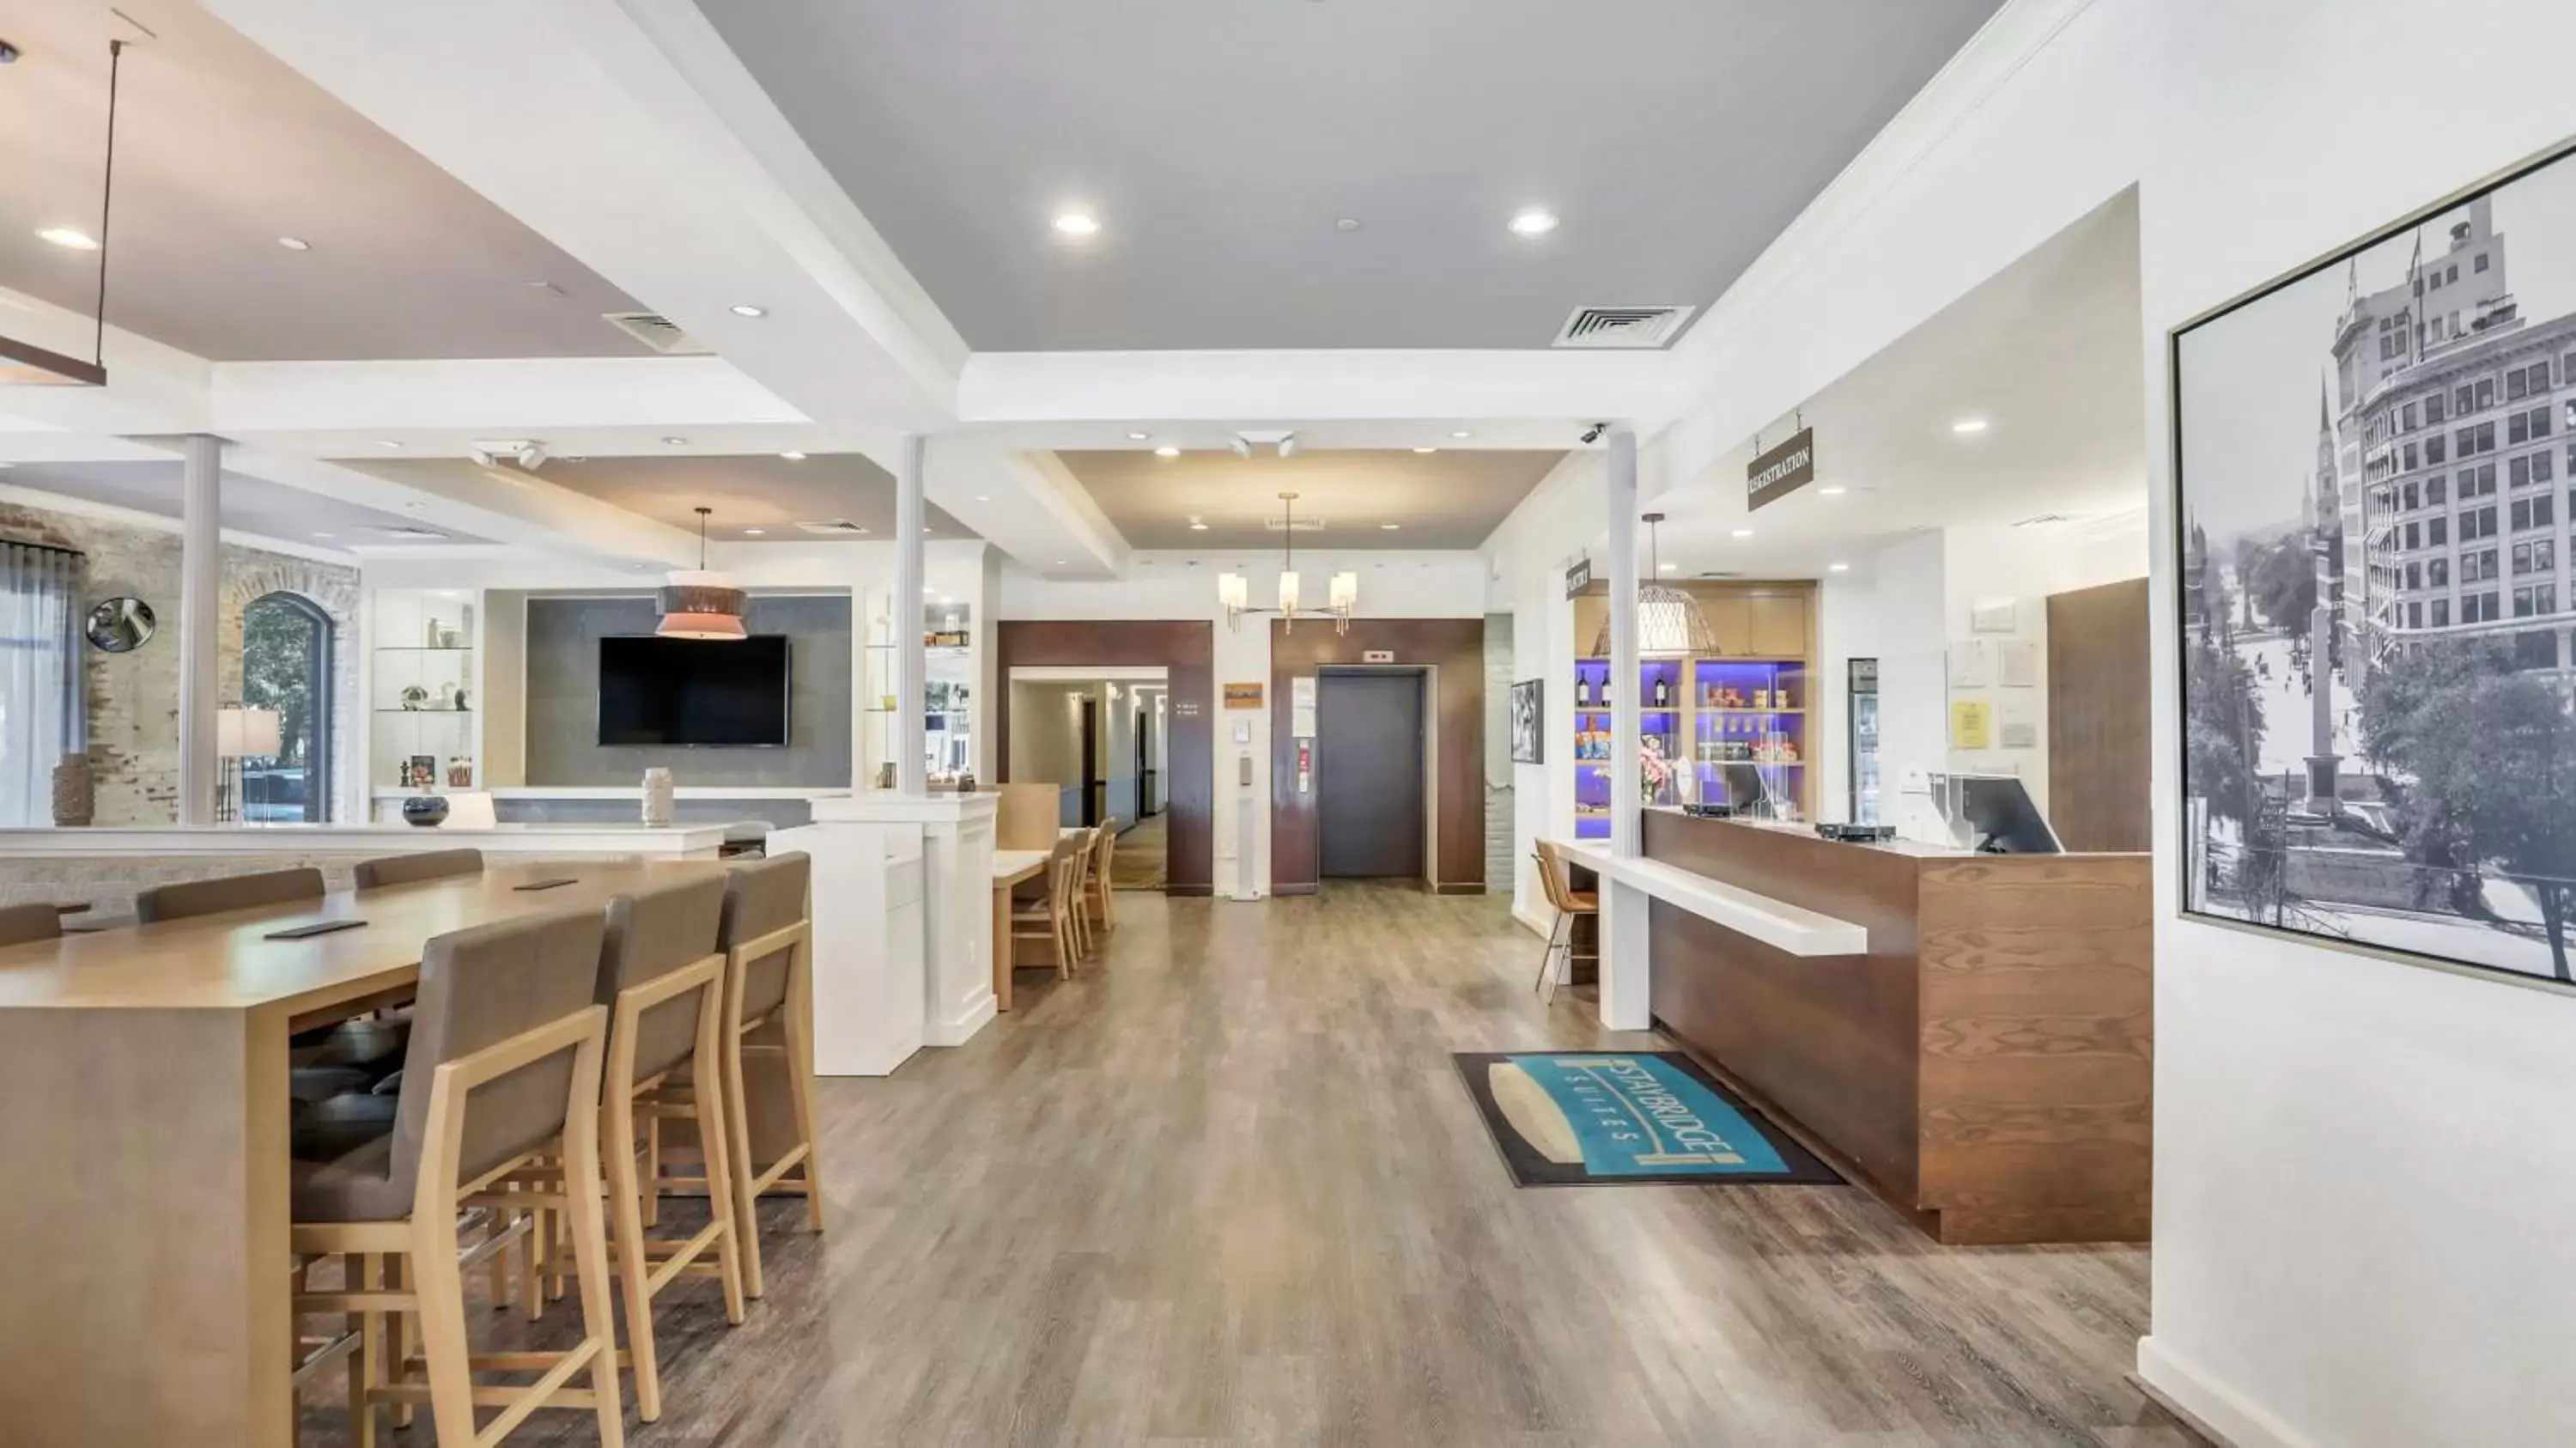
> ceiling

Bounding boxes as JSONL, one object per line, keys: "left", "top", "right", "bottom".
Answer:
{"left": 356, "top": 453, "right": 972, "bottom": 541}
{"left": 696, "top": 0, "right": 2007, "bottom": 351}
{"left": 1060, "top": 447, "right": 1563, "bottom": 549}
{"left": 0, "top": 460, "right": 489, "bottom": 545}
{"left": 1648, "top": 192, "right": 2148, "bottom": 580}
{"left": 0, "top": 0, "right": 647, "bottom": 361}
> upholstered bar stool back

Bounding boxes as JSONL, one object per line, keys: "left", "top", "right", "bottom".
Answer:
{"left": 721, "top": 851, "right": 811, "bottom": 1027}
{"left": 708, "top": 850, "right": 820, "bottom": 1299}
{"left": 136, "top": 866, "right": 325, "bottom": 924}
{"left": 0, "top": 902, "right": 62, "bottom": 948}
{"left": 354, "top": 849, "right": 485, "bottom": 892}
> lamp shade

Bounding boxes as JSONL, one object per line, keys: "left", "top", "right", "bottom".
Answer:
{"left": 216, "top": 706, "right": 283, "bottom": 758}
{"left": 656, "top": 570, "right": 747, "bottom": 640}
{"left": 1593, "top": 584, "right": 1722, "bottom": 659}
{"left": 1217, "top": 572, "right": 1249, "bottom": 611}
{"left": 1328, "top": 570, "right": 1358, "bottom": 611}
{"left": 1276, "top": 569, "right": 1302, "bottom": 613}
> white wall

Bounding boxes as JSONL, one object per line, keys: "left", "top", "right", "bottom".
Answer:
{"left": 1813, "top": 569, "right": 1880, "bottom": 824}
{"left": 998, "top": 551, "right": 1489, "bottom": 897}
{"left": 1546, "top": 1, "right": 2576, "bottom": 1443}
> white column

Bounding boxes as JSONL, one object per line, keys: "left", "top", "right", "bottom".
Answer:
{"left": 1606, "top": 429, "right": 1641, "bottom": 857}
{"left": 895, "top": 434, "right": 928, "bottom": 794}
{"left": 177, "top": 435, "right": 222, "bottom": 826}
{"left": 1600, "top": 429, "right": 1653, "bottom": 1031}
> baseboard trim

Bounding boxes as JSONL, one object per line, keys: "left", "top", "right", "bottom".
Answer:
{"left": 1273, "top": 883, "right": 1319, "bottom": 897}
{"left": 924, "top": 990, "right": 997, "bottom": 1049}
{"left": 1434, "top": 881, "right": 1485, "bottom": 896}
{"left": 2134, "top": 1336, "right": 2318, "bottom": 1448}
{"left": 1163, "top": 883, "right": 1215, "bottom": 897}
{"left": 1512, "top": 903, "right": 1554, "bottom": 939}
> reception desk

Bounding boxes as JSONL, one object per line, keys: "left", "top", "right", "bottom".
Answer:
{"left": 1605, "top": 809, "right": 2152, "bottom": 1245}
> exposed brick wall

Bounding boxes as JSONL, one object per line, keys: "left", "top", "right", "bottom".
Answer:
{"left": 0, "top": 502, "right": 360, "bottom": 824}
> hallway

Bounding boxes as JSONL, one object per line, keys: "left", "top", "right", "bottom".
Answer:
{"left": 455, "top": 887, "right": 2191, "bottom": 1448}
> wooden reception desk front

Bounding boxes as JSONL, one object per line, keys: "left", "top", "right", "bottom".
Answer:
{"left": 1639, "top": 810, "right": 2153, "bottom": 1244}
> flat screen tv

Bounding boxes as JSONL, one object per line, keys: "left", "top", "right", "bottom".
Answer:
{"left": 598, "top": 634, "right": 791, "bottom": 746}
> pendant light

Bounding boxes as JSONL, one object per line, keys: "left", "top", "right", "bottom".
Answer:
{"left": 657, "top": 507, "right": 747, "bottom": 640}
{"left": 1, "top": 38, "right": 118, "bottom": 386}
{"left": 1593, "top": 513, "right": 1718, "bottom": 658}
{"left": 1218, "top": 491, "right": 1357, "bottom": 634}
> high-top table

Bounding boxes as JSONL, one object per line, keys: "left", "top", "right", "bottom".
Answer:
{"left": 0, "top": 857, "right": 727, "bottom": 1448}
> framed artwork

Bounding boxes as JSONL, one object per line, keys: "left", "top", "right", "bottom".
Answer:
{"left": 404, "top": 755, "right": 438, "bottom": 790}
{"left": 2173, "top": 136, "right": 2576, "bottom": 987}
{"left": 1510, "top": 678, "right": 1544, "bottom": 765}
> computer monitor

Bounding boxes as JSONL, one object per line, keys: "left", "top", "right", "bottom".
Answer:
{"left": 1957, "top": 775, "right": 2062, "bottom": 855}
{"left": 1721, "top": 763, "right": 1772, "bottom": 814}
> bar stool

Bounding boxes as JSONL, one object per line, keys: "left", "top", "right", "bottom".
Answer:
{"left": 1531, "top": 841, "right": 1598, "bottom": 1005}
{"left": 711, "top": 851, "right": 822, "bottom": 1299}
{"left": 0, "top": 901, "right": 62, "bottom": 948}
{"left": 289, "top": 906, "right": 627, "bottom": 1448}
{"left": 355, "top": 849, "right": 486, "bottom": 891}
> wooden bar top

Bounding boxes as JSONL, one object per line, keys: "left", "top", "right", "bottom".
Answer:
{"left": 1640, "top": 808, "right": 2153, "bottom": 1245}
{"left": 0, "top": 859, "right": 724, "bottom": 1016}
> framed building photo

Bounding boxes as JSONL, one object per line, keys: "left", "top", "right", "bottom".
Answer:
{"left": 2174, "top": 137, "right": 2576, "bottom": 986}
{"left": 1510, "top": 678, "right": 1544, "bottom": 765}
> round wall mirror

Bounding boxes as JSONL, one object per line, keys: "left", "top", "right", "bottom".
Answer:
{"left": 85, "top": 597, "right": 157, "bottom": 654}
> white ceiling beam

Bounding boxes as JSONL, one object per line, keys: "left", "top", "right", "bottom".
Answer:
{"left": 925, "top": 439, "right": 1129, "bottom": 576}
{"left": 957, "top": 349, "right": 1686, "bottom": 430}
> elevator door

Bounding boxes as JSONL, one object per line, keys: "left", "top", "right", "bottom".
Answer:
{"left": 1316, "top": 672, "right": 1425, "bottom": 879}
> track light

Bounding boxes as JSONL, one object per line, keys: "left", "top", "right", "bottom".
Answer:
{"left": 514, "top": 443, "right": 547, "bottom": 469}
{"left": 466, "top": 447, "right": 495, "bottom": 469}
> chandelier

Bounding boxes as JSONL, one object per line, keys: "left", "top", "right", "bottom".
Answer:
{"left": 1591, "top": 512, "right": 1718, "bottom": 658}
{"left": 1219, "top": 492, "right": 1357, "bottom": 634}
{"left": 656, "top": 507, "right": 748, "bottom": 640}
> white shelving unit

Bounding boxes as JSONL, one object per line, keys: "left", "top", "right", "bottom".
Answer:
{"left": 368, "top": 590, "right": 483, "bottom": 797}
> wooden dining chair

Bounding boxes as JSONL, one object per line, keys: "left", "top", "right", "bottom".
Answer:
{"left": 289, "top": 906, "right": 627, "bottom": 1448}
{"left": 1530, "top": 842, "right": 1598, "bottom": 1006}
{"left": 0, "top": 901, "right": 62, "bottom": 948}
{"left": 1010, "top": 835, "right": 1084, "bottom": 979}
{"left": 1063, "top": 830, "right": 1100, "bottom": 960}
{"left": 1082, "top": 823, "right": 1116, "bottom": 943}
{"left": 135, "top": 865, "right": 325, "bottom": 923}
{"left": 355, "top": 849, "right": 486, "bottom": 891}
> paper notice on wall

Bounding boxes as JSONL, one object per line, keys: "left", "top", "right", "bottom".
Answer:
{"left": 1291, "top": 676, "right": 1318, "bottom": 739}
{"left": 1971, "top": 596, "right": 2019, "bottom": 633}
{"left": 1949, "top": 698, "right": 1992, "bottom": 750}
{"left": 1947, "top": 640, "right": 1990, "bottom": 689}
{"left": 1996, "top": 698, "right": 2038, "bottom": 750}
{"left": 1997, "top": 639, "right": 2039, "bottom": 688}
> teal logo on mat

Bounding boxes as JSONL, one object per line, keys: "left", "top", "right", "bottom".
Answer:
{"left": 1490, "top": 1054, "right": 1788, "bottom": 1177}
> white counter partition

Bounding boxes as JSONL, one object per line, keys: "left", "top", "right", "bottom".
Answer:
{"left": 767, "top": 815, "right": 927, "bottom": 1076}
{"left": 778, "top": 791, "right": 999, "bottom": 1065}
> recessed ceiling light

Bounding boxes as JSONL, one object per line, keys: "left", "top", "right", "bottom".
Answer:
{"left": 312, "top": 531, "right": 334, "bottom": 539}
{"left": 1055, "top": 560, "right": 1069, "bottom": 567}
{"left": 1450, "top": 429, "right": 1472, "bottom": 439}
{"left": 1188, "top": 517, "right": 1209, "bottom": 531}
{"left": 1127, "top": 430, "right": 1151, "bottom": 441}
{"left": 1413, "top": 447, "right": 1437, "bottom": 454}
{"left": 779, "top": 451, "right": 806, "bottom": 461}
{"left": 375, "top": 440, "right": 403, "bottom": 449}
{"left": 404, "top": 502, "right": 426, "bottom": 511}
{"left": 744, "top": 527, "right": 766, "bottom": 535}
{"left": 1659, "top": 562, "right": 1676, "bottom": 571}
{"left": 1951, "top": 417, "right": 1991, "bottom": 435}
{"left": 923, "top": 526, "right": 934, "bottom": 534}
{"left": 1507, "top": 207, "right": 1558, "bottom": 238}
{"left": 1829, "top": 562, "right": 1850, "bottom": 572}
{"left": 974, "top": 495, "right": 991, "bottom": 502}
{"left": 1335, "top": 217, "right": 1361, "bottom": 232}
{"left": 1053, "top": 210, "right": 1101, "bottom": 237}
{"left": 730, "top": 304, "right": 768, "bottom": 318}
{"left": 1731, "top": 527, "right": 1753, "bottom": 538}
{"left": 1155, "top": 445, "right": 1181, "bottom": 458}
{"left": 1381, "top": 523, "right": 1401, "bottom": 531}
{"left": 1819, "top": 484, "right": 1846, "bottom": 496}
{"left": 661, "top": 436, "right": 687, "bottom": 446}
{"left": 37, "top": 227, "right": 99, "bottom": 250}
{"left": 276, "top": 236, "right": 311, "bottom": 252}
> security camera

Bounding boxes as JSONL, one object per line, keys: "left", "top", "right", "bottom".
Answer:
{"left": 1580, "top": 422, "right": 1608, "bottom": 445}
{"left": 514, "top": 443, "right": 548, "bottom": 470}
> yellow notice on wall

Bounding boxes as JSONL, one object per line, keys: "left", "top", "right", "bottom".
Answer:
{"left": 1950, "top": 698, "right": 1992, "bottom": 750}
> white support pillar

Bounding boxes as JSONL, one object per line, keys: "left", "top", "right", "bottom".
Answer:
{"left": 895, "top": 434, "right": 928, "bottom": 795}
{"left": 177, "top": 435, "right": 222, "bottom": 826}
{"left": 1600, "top": 428, "right": 1653, "bottom": 1031}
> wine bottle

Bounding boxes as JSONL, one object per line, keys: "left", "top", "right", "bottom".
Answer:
{"left": 1576, "top": 673, "right": 1589, "bottom": 708}
{"left": 1653, "top": 674, "right": 1670, "bottom": 708}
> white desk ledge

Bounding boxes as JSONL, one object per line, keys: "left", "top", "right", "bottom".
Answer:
{"left": 1555, "top": 839, "right": 1867, "bottom": 958}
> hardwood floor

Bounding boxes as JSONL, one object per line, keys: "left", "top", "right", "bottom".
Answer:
{"left": 308, "top": 885, "right": 2201, "bottom": 1447}
{"left": 1111, "top": 812, "right": 1170, "bottom": 891}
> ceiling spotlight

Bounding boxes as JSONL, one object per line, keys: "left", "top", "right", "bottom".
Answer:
{"left": 1450, "top": 429, "right": 1472, "bottom": 439}
{"left": 1731, "top": 527, "right": 1754, "bottom": 538}
{"left": 1155, "top": 445, "right": 1181, "bottom": 458}
{"left": 276, "top": 236, "right": 311, "bottom": 252}
{"left": 780, "top": 450, "right": 807, "bottom": 461}
{"left": 1127, "top": 430, "right": 1151, "bottom": 441}
{"left": 1053, "top": 210, "right": 1101, "bottom": 237}
{"left": 1381, "top": 523, "right": 1400, "bottom": 531}
{"left": 1507, "top": 207, "right": 1559, "bottom": 237}
{"left": 744, "top": 527, "right": 766, "bottom": 535}
{"left": 1829, "top": 562, "right": 1850, "bottom": 573}
{"left": 466, "top": 447, "right": 496, "bottom": 469}
{"left": 515, "top": 443, "right": 548, "bottom": 469}
{"left": 1819, "top": 484, "right": 1847, "bottom": 496}
{"left": 1951, "top": 417, "right": 1991, "bottom": 435}
{"left": 1335, "top": 217, "right": 1361, "bottom": 232}
{"left": 37, "top": 227, "right": 99, "bottom": 250}
{"left": 403, "top": 501, "right": 427, "bottom": 511}
{"left": 375, "top": 440, "right": 403, "bottom": 449}
{"left": 1659, "top": 562, "right": 1677, "bottom": 571}
{"left": 1277, "top": 433, "right": 1299, "bottom": 459}
{"left": 974, "top": 494, "right": 991, "bottom": 502}
{"left": 1189, "top": 519, "right": 1210, "bottom": 532}
{"left": 312, "top": 531, "right": 334, "bottom": 539}
{"left": 661, "top": 436, "right": 687, "bottom": 446}
{"left": 1413, "top": 447, "right": 1437, "bottom": 454}
{"left": 730, "top": 304, "right": 768, "bottom": 318}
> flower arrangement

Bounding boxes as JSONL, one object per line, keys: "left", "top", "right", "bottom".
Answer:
{"left": 1640, "top": 736, "right": 1674, "bottom": 805}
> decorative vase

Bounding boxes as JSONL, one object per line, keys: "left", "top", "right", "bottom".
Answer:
{"left": 51, "top": 751, "right": 93, "bottom": 827}
{"left": 641, "top": 767, "right": 675, "bottom": 827}
{"left": 402, "top": 795, "right": 450, "bottom": 828}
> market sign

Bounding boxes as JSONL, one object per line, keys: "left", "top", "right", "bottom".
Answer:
{"left": 1746, "top": 427, "right": 1816, "bottom": 511}
{"left": 1564, "top": 555, "right": 1594, "bottom": 599}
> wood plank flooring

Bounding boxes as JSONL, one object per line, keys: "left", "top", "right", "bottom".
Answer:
{"left": 307, "top": 885, "right": 2202, "bottom": 1447}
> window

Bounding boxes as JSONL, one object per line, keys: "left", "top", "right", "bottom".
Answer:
{"left": 2406, "top": 562, "right": 2422, "bottom": 590}
{"left": 2427, "top": 392, "right": 2449, "bottom": 425}
{"left": 2404, "top": 521, "right": 2421, "bottom": 550}
{"left": 2427, "top": 433, "right": 2449, "bottom": 465}
{"left": 2469, "top": 462, "right": 2498, "bottom": 496}
{"left": 2477, "top": 252, "right": 2492, "bottom": 273}
{"left": 2466, "top": 547, "right": 2500, "bottom": 582}
{"left": 2463, "top": 506, "right": 2498, "bottom": 541}
{"left": 2508, "top": 406, "right": 2554, "bottom": 445}
{"left": 2508, "top": 361, "right": 2551, "bottom": 399}
{"left": 2470, "top": 591, "right": 2501, "bottom": 624}
{"left": 2451, "top": 263, "right": 2463, "bottom": 284}
{"left": 2428, "top": 514, "right": 2448, "bottom": 546}
{"left": 2433, "top": 598, "right": 2451, "bottom": 627}
{"left": 2403, "top": 441, "right": 2420, "bottom": 472}
{"left": 2458, "top": 422, "right": 2497, "bottom": 457}
{"left": 0, "top": 542, "right": 81, "bottom": 827}
{"left": 2457, "top": 385, "right": 2474, "bottom": 415}
{"left": 2430, "top": 557, "right": 2451, "bottom": 587}
{"left": 2409, "top": 601, "right": 2424, "bottom": 629}
{"left": 2428, "top": 475, "right": 2448, "bottom": 505}
{"left": 2432, "top": 271, "right": 2445, "bottom": 292}
{"left": 2476, "top": 377, "right": 2497, "bottom": 411}
{"left": 2403, "top": 482, "right": 2420, "bottom": 511}
{"left": 2514, "top": 585, "right": 2558, "bottom": 618}
{"left": 238, "top": 593, "right": 333, "bottom": 824}
{"left": 2403, "top": 402, "right": 2421, "bottom": 432}
{"left": 2512, "top": 495, "right": 2555, "bottom": 531}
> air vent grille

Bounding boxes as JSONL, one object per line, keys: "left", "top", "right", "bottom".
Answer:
{"left": 604, "top": 311, "right": 713, "bottom": 356}
{"left": 1553, "top": 305, "right": 1698, "bottom": 350}
{"left": 366, "top": 525, "right": 449, "bottom": 540}
{"left": 1264, "top": 514, "right": 1327, "bottom": 532}
{"left": 2013, "top": 513, "right": 2072, "bottom": 528}
{"left": 793, "top": 519, "right": 872, "bottom": 535}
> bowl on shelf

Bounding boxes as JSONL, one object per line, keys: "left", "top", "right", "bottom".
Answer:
{"left": 400, "top": 795, "right": 450, "bottom": 828}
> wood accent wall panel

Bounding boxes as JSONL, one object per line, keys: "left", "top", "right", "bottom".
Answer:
{"left": 2046, "top": 578, "right": 2151, "bottom": 854}
{"left": 1269, "top": 618, "right": 1485, "bottom": 895}
{"left": 996, "top": 622, "right": 1214, "bottom": 895}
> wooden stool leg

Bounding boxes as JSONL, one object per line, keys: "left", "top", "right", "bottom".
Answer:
{"left": 410, "top": 1211, "right": 479, "bottom": 1448}
{"left": 386, "top": 1254, "right": 416, "bottom": 1427}
{"left": 641, "top": 1111, "right": 664, "bottom": 1230}
{"left": 723, "top": 1025, "right": 768, "bottom": 1299}
{"left": 693, "top": 1060, "right": 750, "bottom": 1324}
{"left": 519, "top": 1204, "right": 548, "bottom": 1321}
{"left": 349, "top": 1253, "right": 380, "bottom": 1448}
{"left": 561, "top": 1098, "right": 629, "bottom": 1448}
{"left": 1534, "top": 910, "right": 1564, "bottom": 998}
{"left": 603, "top": 1096, "right": 664, "bottom": 1421}
{"left": 782, "top": 964, "right": 826, "bottom": 1234}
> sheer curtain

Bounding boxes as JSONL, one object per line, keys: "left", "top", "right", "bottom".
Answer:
{"left": 0, "top": 542, "right": 82, "bottom": 826}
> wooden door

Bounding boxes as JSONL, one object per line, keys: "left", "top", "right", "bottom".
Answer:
{"left": 2046, "top": 579, "right": 2151, "bottom": 853}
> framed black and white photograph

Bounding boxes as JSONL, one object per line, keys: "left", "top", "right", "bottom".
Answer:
{"left": 2174, "top": 137, "right": 2576, "bottom": 985}
{"left": 1510, "top": 678, "right": 1544, "bottom": 765}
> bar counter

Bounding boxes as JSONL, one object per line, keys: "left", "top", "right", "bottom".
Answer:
{"left": 1637, "top": 808, "right": 2152, "bottom": 1244}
